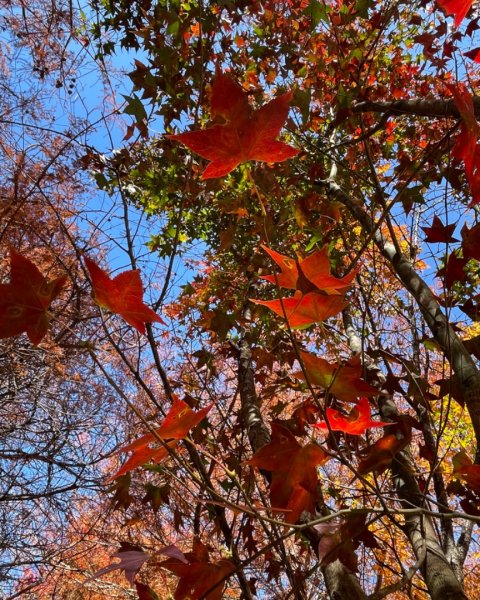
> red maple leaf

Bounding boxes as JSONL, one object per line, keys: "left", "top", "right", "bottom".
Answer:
{"left": 452, "top": 451, "right": 480, "bottom": 494}
{"left": 449, "top": 84, "right": 480, "bottom": 205}
{"left": 161, "top": 540, "right": 235, "bottom": 600}
{"left": 294, "top": 352, "right": 378, "bottom": 402}
{"left": 436, "top": 250, "right": 468, "bottom": 288}
{"left": 437, "top": 0, "right": 475, "bottom": 27}
{"left": 464, "top": 47, "right": 480, "bottom": 63}
{"left": 251, "top": 291, "right": 346, "bottom": 328}
{"left": 249, "top": 423, "right": 329, "bottom": 523}
{"left": 84, "top": 256, "right": 165, "bottom": 334}
{"left": 421, "top": 215, "right": 458, "bottom": 244}
{"left": 166, "top": 70, "right": 299, "bottom": 179}
{"left": 461, "top": 221, "right": 480, "bottom": 260}
{"left": 0, "top": 249, "right": 66, "bottom": 344}
{"left": 313, "top": 397, "right": 390, "bottom": 435}
{"left": 261, "top": 244, "right": 358, "bottom": 294}
{"left": 110, "top": 397, "right": 212, "bottom": 480}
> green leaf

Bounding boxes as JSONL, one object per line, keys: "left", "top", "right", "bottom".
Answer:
{"left": 122, "top": 94, "right": 147, "bottom": 123}
{"left": 306, "top": 0, "right": 329, "bottom": 27}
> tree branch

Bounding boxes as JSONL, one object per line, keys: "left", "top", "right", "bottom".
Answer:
{"left": 351, "top": 97, "right": 480, "bottom": 120}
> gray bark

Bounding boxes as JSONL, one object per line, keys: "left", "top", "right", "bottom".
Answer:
{"left": 380, "top": 397, "right": 468, "bottom": 600}
{"left": 352, "top": 97, "right": 480, "bottom": 120}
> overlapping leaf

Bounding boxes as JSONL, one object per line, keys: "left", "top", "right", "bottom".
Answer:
{"left": 294, "top": 352, "right": 378, "bottom": 402}
{"left": 313, "top": 397, "right": 390, "bottom": 435}
{"left": 160, "top": 540, "right": 235, "bottom": 600}
{"left": 167, "top": 70, "right": 299, "bottom": 179}
{"left": 252, "top": 245, "right": 356, "bottom": 327}
{"left": 452, "top": 451, "right": 480, "bottom": 494}
{"left": 251, "top": 292, "right": 346, "bottom": 328}
{"left": 84, "top": 256, "right": 165, "bottom": 334}
{"left": 111, "top": 397, "right": 213, "bottom": 480}
{"left": 0, "top": 249, "right": 66, "bottom": 344}
{"left": 249, "top": 423, "right": 329, "bottom": 523}
{"left": 261, "top": 245, "right": 358, "bottom": 293}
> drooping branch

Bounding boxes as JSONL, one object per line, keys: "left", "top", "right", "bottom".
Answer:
{"left": 351, "top": 97, "right": 480, "bottom": 120}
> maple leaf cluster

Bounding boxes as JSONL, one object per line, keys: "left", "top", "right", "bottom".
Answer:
{"left": 251, "top": 244, "right": 357, "bottom": 328}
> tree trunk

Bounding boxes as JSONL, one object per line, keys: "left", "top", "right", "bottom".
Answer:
{"left": 379, "top": 397, "right": 468, "bottom": 600}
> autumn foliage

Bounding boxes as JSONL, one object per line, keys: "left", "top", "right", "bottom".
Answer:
{"left": 4, "top": 0, "right": 480, "bottom": 599}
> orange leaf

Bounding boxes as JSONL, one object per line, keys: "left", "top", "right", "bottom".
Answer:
{"left": 110, "top": 440, "right": 178, "bottom": 481}
{"left": 298, "top": 246, "right": 358, "bottom": 294}
{"left": 357, "top": 433, "right": 407, "bottom": 474}
{"left": 167, "top": 70, "right": 299, "bottom": 179}
{"left": 110, "top": 398, "right": 213, "bottom": 480}
{"left": 249, "top": 423, "right": 329, "bottom": 523}
{"left": 452, "top": 451, "right": 480, "bottom": 494}
{"left": 313, "top": 397, "right": 390, "bottom": 435}
{"left": 84, "top": 256, "right": 165, "bottom": 334}
{"left": 161, "top": 540, "right": 235, "bottom": 600}
{"left": 0, "top": 249, "right": 66, "bottom": 344}
{"left": 295, "top": 352, "right": 378, "bottom": 402}
{"left": 260, "top": 245, "right": 299, "bottom": 289}
{"left": 261, "top": 244, "right": 357, "bottom": 294}
{"left": 251, "top": 291, "right": 346, "bottom": 327}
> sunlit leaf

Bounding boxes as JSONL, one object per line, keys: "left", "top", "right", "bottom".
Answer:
{"left": 313, "top": 397, "right": 390, "bottom": 435}
{"left": 261, "top": 244, "right": 357, "bottom": 294}
{"left": 252, "top": 292, "right": 346, "bottom": 327}
{"left": 452, "top": 451, "right": 480, "bottom": 494}
{"left": 294, "top": 352, "right": 378, "bottom": 402}
{"left": 437, "top": 0, "right": 475, "bottom": 27}
{"left": 167, "top": 70, "right": 299, "bottom": 179}
{"left": 84, "top": 255, "right": 165, "bottom": 334}
{"left": 110, "top": 397, "right": 213, "bottom": 480}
